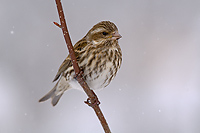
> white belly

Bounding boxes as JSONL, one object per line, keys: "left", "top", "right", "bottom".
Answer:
{"left": 68, "top": 61, "right": 114, "bottom": 91}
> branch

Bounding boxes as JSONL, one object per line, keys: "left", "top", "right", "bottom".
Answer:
{"left": 54, "top": 0, "right": 111, "bottom": 133}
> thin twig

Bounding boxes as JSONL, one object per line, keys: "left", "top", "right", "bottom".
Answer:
{"left": 54, "top": 0, "right": 111, "bottom": 133}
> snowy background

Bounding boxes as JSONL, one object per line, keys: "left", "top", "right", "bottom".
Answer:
{"left": 1, "top": 0, "right": 200, "bottom": 133}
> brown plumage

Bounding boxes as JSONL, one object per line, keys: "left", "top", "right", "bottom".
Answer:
{"left": 39, "top": 21, "right": 122, "bottom": 106}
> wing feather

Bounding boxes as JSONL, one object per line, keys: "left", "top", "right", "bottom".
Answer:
{"left": 53, "top": 38, "right": 88, "bottom": 82}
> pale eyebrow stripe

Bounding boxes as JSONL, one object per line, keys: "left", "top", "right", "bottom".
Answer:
{"left": 91, "top": 27, "right": 104, "bottom": 34}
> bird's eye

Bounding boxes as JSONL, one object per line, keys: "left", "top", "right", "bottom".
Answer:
{"left": 102, "top": 32, "right": 108, "bottom": 35}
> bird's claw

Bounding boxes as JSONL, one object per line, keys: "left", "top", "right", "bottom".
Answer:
{"left": 74, "top": 67, "right": 84, "bottom": 80}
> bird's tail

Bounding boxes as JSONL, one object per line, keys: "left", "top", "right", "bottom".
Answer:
{"left": 39, "top": 79, "right": 70, "bottom": 106}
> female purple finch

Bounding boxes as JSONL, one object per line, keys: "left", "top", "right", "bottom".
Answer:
{"left": 39, "top": 21, "right": 122, "bottom": 106}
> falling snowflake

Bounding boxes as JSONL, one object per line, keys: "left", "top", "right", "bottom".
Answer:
{"left": 10, "top": 31, "right": 14, "bottom": 34}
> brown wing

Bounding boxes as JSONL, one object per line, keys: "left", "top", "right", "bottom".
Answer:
{"left": 52, "top": 38, "right": 88, "bottom": 82}
{"left": 52, "top": 56, "right": 71, "bottom": 82}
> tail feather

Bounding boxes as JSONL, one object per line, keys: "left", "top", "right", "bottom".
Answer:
{"left": 39, "top": 82, "right": 64, "bottom": 106}
{"left": 39, "top": 82, "right": 57, "bottom": 102}
{"left": 51, "top": 93, "right": 64, "bottom": 106}
{"left": 39, "top": 77, "right": 70, "bottom": 106}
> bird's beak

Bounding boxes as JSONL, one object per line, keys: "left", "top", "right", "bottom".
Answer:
{"left": 112, "top": 31, "right": 122, "bottom": 40}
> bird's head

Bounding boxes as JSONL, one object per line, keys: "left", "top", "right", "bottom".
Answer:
{"left": 85, "top": 21, "right": 122, "bottom": 45}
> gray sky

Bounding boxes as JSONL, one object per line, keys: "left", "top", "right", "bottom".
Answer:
{"left": 1, "top": 0, "right": 200, "bottom": 133}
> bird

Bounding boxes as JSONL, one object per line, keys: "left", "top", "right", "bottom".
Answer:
{"left": 39, "top": 21, "right": 122, "bottom": 106}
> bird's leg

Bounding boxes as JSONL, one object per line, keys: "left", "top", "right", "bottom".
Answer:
{"left": 73, "top": 67, "right": 100, "bottom": 107}
{"left": 84, "top": 90, "right": 100, "bottom": 107}
{"left": 74, "top": 67, "right": 84, "bottom": 80}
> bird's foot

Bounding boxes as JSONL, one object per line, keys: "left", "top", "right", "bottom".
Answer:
{"left": 74, "top": 67, "right": 84, "bottom": 80}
